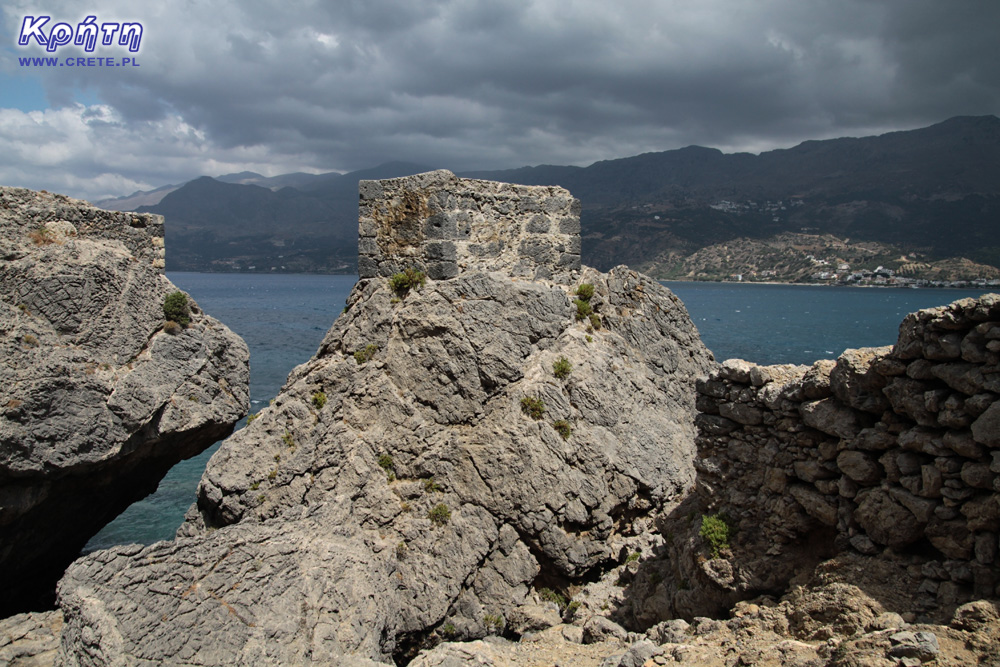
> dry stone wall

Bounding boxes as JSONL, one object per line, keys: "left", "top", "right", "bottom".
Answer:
{"left": 358, "top": 170, "right": 582, "bottom": 284}
{"left": 694, "top": 294, "right": 1000, "bottom": 614}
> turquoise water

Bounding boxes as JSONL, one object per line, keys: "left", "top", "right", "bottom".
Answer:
{"left": 83, "top": 275, "right": 992, "bottom": 551}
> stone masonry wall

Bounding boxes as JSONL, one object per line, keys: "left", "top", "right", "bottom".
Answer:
{"left": 694, "top": 294, "right": 1000, "bottom": 613}
{"left": 0, "top": 187, "right": 165, "bottom": 270}
{"left": 357, "top": 170, "right": 582, "bottom": 284}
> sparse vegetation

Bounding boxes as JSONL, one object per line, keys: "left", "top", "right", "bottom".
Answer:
{"left": 249, "top": 481, "right": 260, "bottom": 491}
{"left": 484, "top": 613, "right": 505, "bottom": 633}
{"left": 586, "top": 335, "right": 593, "bottom": 343}
{"left": 246, "top": 412, "right": 258, "bottom": 424}
{"left": 575, "top": 283, "right": 595, "bottom": 300}
{"left": 389, "top": 267, "right": 426, "bottom": 296}
{"left": 22, "top": 334, "right": 39, "bottom": 348}
{"left": 29, "top": 226, "right": 55, "bottom": 245}
{"left": 311, "top": 391, "right": 327, "bottom": 409}
{"left": 439, "top": 622, "right": 457, "bottom": 638}
{"left": 282, "top": 431, "right": 295, "bottom": 449}
{"left": 395, "top": 541, "right": 408, "bottom": 559}
{"left": 163, "top": 320, "right": 183, "bottom": 335}
{"left": 267, "top": 468, "right": 277, "bottom": 480}
{"left": 354, "top": 344, "right": 378, "bottom": 365}
{"left": 520, "top": 396, "right": 546, "bottom": 420}
{"left": 378, "top": 454, "right": 396, "bottom": 481}
{"left": 552, "top": 419, "right": 571, "bottom": 440}
{"left": 423, "top": 477, "right": 442, "bottom": 493}
{"left": 626, "top": 551, "right": 640, "bottom": 563}
{"left": 700, "top": 514, "right": 731, "bottom": 558}
{"left": 574, "top": 298, "right": 592, "bottom": 321}
{"left": 588, "top": 313, "right": 602, "bottom": 330}
{"left": 552, "top": 356, "right": 572, "bottom": 379}
{"left": 428, "top": 503, "right": 451, "bottom": 526}
{"left": 538, "top": 587, "right": 569, "bottom": 612}
{"left": 162, "top": 291, "right": 190, "bottom": 327}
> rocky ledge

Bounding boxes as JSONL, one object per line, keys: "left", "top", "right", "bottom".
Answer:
{"left": 54, "top": 172, "right": 713, "bottom": 664}
{"left": 0, "top": 187, "right": 250, "bottom": 615}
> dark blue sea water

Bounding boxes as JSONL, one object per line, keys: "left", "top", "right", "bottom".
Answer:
{"left": 83, "top": 274, "right": 991, "bottom": 551}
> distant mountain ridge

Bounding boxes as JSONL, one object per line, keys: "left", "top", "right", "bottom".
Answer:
{"left": 131, "top": 116, "right": 999, "bottom": 277}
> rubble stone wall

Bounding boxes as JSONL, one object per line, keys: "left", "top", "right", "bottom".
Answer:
{"left": 357, "top": 170, "right": 582, "bottom": 284}
{"left": 694, "top": 294, "right": 1000, "bottom": 610}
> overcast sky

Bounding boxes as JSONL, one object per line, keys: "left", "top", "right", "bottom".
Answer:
{"left": 1, "top": 0, "right": 998, "bottom": 201}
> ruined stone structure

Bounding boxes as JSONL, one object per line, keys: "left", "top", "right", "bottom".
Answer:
{"left": 693, "top": 294, "right": 1000, "bottom": 614}
{"left": 357, "top": 170, "right": 582, "bottom": 284}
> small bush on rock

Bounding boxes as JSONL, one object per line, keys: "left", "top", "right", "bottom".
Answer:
{"left": 700, "top": 514, "right": 730, "bottom": 558}
{"left": 389, "top": 268, "right": 426, "bottom": 296}
{"left": 163, "top": 291, "right": 190, "bottom": 327}
{"left": 428, "top": 503, "right": 451, "bottom": 526}
{"left": 520, "top": 396, "right": 546, "bottom": 420}
{"left": 553, "top": 419, "right": 572, "bottom": 440}
{"left": 311, "top": 391, "right": 327, "bottom": 409}
{"left": 552, "top": 356, "right": 572, "bottom": 379}
{"left": 575, "top": 283, "right": 595, "bottom": 300}
{"left": 574, "top": 299, "right": 592, "bottom": 321}
{"left": 354, "top": 344, "right": 378, "bottom": 364}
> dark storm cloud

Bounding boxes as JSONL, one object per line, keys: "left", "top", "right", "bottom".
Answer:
{"left": 1, "top": 0, "right": 998, "bottom": 199}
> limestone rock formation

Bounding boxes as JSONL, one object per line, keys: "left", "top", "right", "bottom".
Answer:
{"left": 0, "top": 187, "right": 250, "bottom": 615}
{"left": 56, "top": 171, "right": 712, "bottom": 664}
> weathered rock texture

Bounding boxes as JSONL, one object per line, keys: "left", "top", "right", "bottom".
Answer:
{"left": 358, "top": 170, "right": 581, "bottom": 284}
{"left": 624, "top": 294, "right": 1000, "bottom": 626}
{"left": 56, "top": 173, "right": 712, "bottom": 664}
{"left": 0, "top": 187, "right": 250, "bottom": 615}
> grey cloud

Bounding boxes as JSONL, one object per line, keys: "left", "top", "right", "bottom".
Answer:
{"left": 1, "top": 0, "right": 998, "bottom": 199}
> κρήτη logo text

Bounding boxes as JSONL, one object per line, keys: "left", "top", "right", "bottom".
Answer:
{"left": 17, "top": 15, "right": 142, "bottom": 53}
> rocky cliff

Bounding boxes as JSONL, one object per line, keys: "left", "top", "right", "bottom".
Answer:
{"left": 0, "top": 187, "right": 250, "bottom": 615}
{"left": 54, "top": 171, "right": 713, "bottom": 664}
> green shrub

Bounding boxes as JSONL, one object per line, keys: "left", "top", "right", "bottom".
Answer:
{"left": 282, "top": 431, "right": 295, "bottom": 449}
{"left": 700, "top": 514, "right": 731, "bottom": 558}
{"left": 246, "top": 412, "right": 258, "bottom": 423}
{"left": 249, "top": 481, "right": 260, "bottom": 491}
{"left": 552, "top": 356, "right": 572, "bottom": 380}
{"left": 574, "top": 299, "right": 592, "bottom": 321}
{"left": 589, "top": 313, "right": 602, "bottom": 330}
{"left": 575, "top": 283, "right": 595, "bottom": 300}
{"left": 378, "top": 454, "right": 394, "bottom": 471}
{"left": 520, "top": 396, "right": 546, "bottom": 420}
{"left": 439, "top": 622, "right": 457, "bottom": 638}
{"left": 163, "top": 320, "right": 183, "bottom": 335}
{"left": 552, "top": 419, "right": 571, "bottom": 440}
{"left": 484, "top": 613, "right": 505, "bottom": 633}
{"left": 162, "top": 291, "right": 190, "bottom": 327}
{"left": 389, "top": 267, "right": 426, "bottom": 296}
{"left": 354, "top": 344, "right": 379, "bottom": 364}
{"left": 538, "top": 587, "right": 568, "bottom": 612}
{"left": 626, "top": 551, "right": 640, "bottom": 563}
{"left": 428, "top": 503, "right": 451, "bottom": 526}
{"left": 311, "top": 391, "right": 327, "bottom": 409}
{"left": 424, "top": 477, "right": 442, "bottom": 493}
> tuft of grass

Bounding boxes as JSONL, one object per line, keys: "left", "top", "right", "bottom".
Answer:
{"left": 267, "top": 468, "right": 277, "bottom": 481}
{"left": 520, "top": 396, "right": 546, "bottom": 420}
{"left": 585, "top": 335, "right": 593, "bottom": 343}
{"left": 439, "top": 622, "right": 457, "bottom": 639}
{"left": 246, "top": 412, "right": 258, "bottom": 424}
{"left": 700, "top": 514, "right": 731, "bottom": 558}
{"left": 575, "top": 283, "right": 595, "bottom": 300}
{"left": 552, "top": 356, "right": 572, "bottom": 380}
{"left": 589, "top": 313, "right": 602, "bottom": 330}
{"left": 626, "top": 551, "right": 640, "bottom": 563}
{"left": 311, "top": 391, "right": 327, "bottom": 409}
{"left": 29, "top": 227, "right": 55, "bottom": 245}
{"left": 354, "top": 344, "right": 379, "bottom": 365}
{"left": 428, "top": 503, "right": 451, "bottom": 526}
{"left": 574, "top": 299, "right": 592, "bottom": 321}
{"left": 163, "top": 291, "right": 190, "bottom": 327}
{"left": 484, "top": 613, "right": 505, "bottom": 633}
{"left": 538, "top": 588, "right": 569, "bottom": 612}
{"left": 424, "top": 477, "right": 442, "bottom": 493}
{"left": 552, "top": 419, "right": 571, "bottom": 440}
{"left": 22, "top": 334, "right": 39, "bottom": 348}
{"left": 163, "top": 320, "right": 183, "bottom": 335}
{"left": 389, "top": 268, "right": 426, "bottom": 296}
{"left": 282, "top": 431, "right": 295, "bottom": 449}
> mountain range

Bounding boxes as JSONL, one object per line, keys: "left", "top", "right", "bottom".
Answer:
{"left": 99, "top": 115, "right": 1000, "bottom": 279}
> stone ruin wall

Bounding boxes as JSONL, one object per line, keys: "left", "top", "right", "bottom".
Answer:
{"left": 0, "top": 186, "right": 165, "bottom": 270}
{"left": 357, "top": 170, "right": 582, "bottom": 285}
{"left": 694, "top": 294, "right": 1000, "bottom": 611}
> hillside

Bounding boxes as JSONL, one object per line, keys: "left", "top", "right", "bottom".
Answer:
{"left": 135, "top": 116, "right": 1000, "bottom": 277}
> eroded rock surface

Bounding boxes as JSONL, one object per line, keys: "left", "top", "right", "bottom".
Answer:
{"left": 0, "top": 186, "right": 249, "bottom": 615}
{"left": 56, "top": 173, "right": 712, "bottom": 664}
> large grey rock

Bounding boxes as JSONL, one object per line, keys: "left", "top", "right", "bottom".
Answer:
{"left": 0, "top": 187, "right": 249, "bottom": 614}
{"left": 57, "top": 174, "right": 712, "bottom": 664}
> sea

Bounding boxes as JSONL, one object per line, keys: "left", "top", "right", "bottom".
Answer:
{"left": 82, "top": 274, "right": 992, "bottom": 552}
